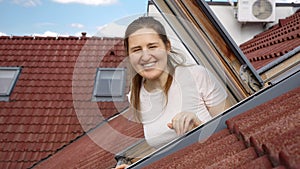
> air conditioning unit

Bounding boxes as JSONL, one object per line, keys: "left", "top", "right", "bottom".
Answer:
{"left": 237, "top": 0, "right": 276, "bottom": 22}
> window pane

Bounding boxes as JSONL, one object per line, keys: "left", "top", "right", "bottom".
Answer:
{"left": 95, "top": 69, "right": 124, "bottom": 97}
{"left": 111, "top": 79, "right": 122, "bottom": 96}
{"left": 100, "top": 71, "right": 122, "bottom": 79}
{"left": 97, "top": 79, "right": 111, "bottom": 96}
{"left": 0, "top": 70, "right": 17, "bottom": 95}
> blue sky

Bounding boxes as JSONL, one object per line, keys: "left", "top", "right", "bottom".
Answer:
{"left": 1, "top": 0, "right": 298, "bottom": 37}
{"left": 0, "top": 0, "right": 148, "bottom": 37}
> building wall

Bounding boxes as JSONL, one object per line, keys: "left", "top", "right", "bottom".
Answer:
{"left": 209, "top": 4, "right": 299, "bottom": 45}
{"left": 149, "top": 2, "right": 298, "bottom": 45}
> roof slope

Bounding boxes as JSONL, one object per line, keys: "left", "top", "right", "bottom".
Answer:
{"left": 240, "top": 9, "right": 300, "bottom": 70}
{"left": 0, "top": 34, "right": 142, "bottom": 168}
{"left": 144, "top": 86, "right": 300, "bottom": 169}
{"left": 34, "top": 115, "right": 143, "bottom": 169}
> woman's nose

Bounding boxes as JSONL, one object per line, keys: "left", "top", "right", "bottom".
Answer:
{"left": 141, "top": 49, "right": 151, "bottom": 61}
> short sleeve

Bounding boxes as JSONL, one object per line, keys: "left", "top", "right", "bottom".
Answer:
{"left": 191, "top": 65, "right": 227, "bottom": 107}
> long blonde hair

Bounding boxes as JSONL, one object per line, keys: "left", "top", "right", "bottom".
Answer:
{"left": 124, "top": 16, "right": 185, "bottom": 122}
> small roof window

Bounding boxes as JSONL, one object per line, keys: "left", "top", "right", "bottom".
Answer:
{"left": 0, "top": 67, "right": 21, "bottom": 101}
{"left": 92, "top": 68, "right": 126, "bottom": 102}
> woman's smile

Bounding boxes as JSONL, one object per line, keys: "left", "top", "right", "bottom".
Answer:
{"left": 128, "top": 28, "right": 170, "bottom": 81}
{"left": 142, "top": 61, "right": 157, "bottom": 69}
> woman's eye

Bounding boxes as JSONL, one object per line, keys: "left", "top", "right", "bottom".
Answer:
{"left": 149, "top": 46, "right": 157, "bottom": 49}
{"left": 132, "top": 49, "right": 141, "bottom": 53}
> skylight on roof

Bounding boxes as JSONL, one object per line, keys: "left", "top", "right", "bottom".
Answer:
{"left": 0, "top": 67, "right": 21, "bottom": 101}
{"left": 92, "top": 68, "right": 126, "bottom": 102}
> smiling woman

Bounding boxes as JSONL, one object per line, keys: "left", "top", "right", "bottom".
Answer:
{"left": 128, "top": 28, "right": 170, "bottom": 83}
{"left": 114, "top": 16, "right": 229, "bottom": 169}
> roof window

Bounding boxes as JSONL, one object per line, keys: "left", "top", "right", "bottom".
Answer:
{"left": 92, "top": 68, "right": 126, "bottom": 102}
{"left": 0, "top": 67, "right": 21, "bottom": 101}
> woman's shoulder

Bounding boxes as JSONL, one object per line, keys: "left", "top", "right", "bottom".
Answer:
{"left": 175, "top": 64, "right": 207, "bottom": 74}
{"left": 174, "top": 65, "right": 213, "bottom": 84}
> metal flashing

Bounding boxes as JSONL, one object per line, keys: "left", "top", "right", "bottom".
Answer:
{"left": 257, "top": 46, "right": 300, "bottom": 75}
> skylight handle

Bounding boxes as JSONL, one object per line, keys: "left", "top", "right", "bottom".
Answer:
{"left": 239, "top": 64, "right": 261, "bottom": 93}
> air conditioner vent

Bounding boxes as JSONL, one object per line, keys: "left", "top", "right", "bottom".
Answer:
{"left": 238, "top": 0, "right": 276, "bottom": 22}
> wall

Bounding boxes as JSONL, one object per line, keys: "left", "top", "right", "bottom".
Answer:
{"left": 208, "top": 4, "right": 299, "bottom": 45}
{"left": 149, "top": 2, "right": 298, "bottom": 45}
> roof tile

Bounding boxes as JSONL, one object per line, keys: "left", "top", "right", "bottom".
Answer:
{"left": 207, "top": 147, "right": 257, "bottom": 169}
{"left": 240, "top": 10, "right": 300, "bottom": 69}
{"left": 0, "top": 35, "right": 128, "bottom": 168}
{"left": 262, "top": 128, "right": 299, "bottom": 167}
{"left": 238, "top": 155, "right": 273, "bottom": 169}
{"left": 279, "top": 147, "right": 300, "bottom": 169}
{"left": 145, "top": 86, "right": 300, "bottom": 168}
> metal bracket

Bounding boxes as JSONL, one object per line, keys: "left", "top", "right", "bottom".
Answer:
{"left": 115, "top": 155, "right": 133, "bottom": 167}
{"left": 239, "top": 64, "right": 262, "bottom": 93}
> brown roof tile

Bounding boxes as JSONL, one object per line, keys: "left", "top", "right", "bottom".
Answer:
{"left": 0, "top": 34, "right": 135, "bottom": 168}
{"left": 34, "top": 115, "right": 143, "bottom": 169}
{"left": 238, "top": 155, "right": 273, "bottom": 169}
{"left": 262, "top": 127, "right": 300, "bottom": 168}
{"left": 207, "top": 147, "right": 257, "bottom": 169}
{"left": 144, "top": 86, "right": 300, "bottom": 169}
{"left": 240, "top": 9, "right": 300, "bottom": 70}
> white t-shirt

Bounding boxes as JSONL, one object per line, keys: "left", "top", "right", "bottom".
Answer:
{"left": 139, "top": 65, "right": 227, "bottom": 149}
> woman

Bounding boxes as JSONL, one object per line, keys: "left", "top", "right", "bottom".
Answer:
{"left": 116, "top": 16, "right": 228, "bottom": 169}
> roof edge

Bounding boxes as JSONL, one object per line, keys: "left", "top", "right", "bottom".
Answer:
{"left": 257, "top": 46, "right": 300, "bottom": 75}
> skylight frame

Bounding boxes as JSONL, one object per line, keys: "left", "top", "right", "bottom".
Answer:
{"left": 0, "top": 67, "right": 22, "bottom": 101}
{"left": 92, "top": 68, "right": 127, "bottom": 102}
{"left": 150, "top": 0, "right": 264, "bottom": 100}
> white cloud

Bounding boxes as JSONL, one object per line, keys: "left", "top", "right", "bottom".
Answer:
{"left": 32, "top": 31, "right": 70, "bottom": 37}
{"left": 52, "top": 0, "right": 118, "bottom": 5}
{"left": 33, "top": 31, "right": 58, "bottom": 37}
{"left": 12, "top": 0, "right": 41, "bottom": 7}
{"left": 71, "top": 23, "right": 84, "bottom": 29}
{"left": 30, "top": 31, "right": 91, "bottom": 38}
{"left": 0, "top": 32, "right": 7, "bottom": 36}
{"left": 96, "top": 22, "right": 126, "bottom": 37}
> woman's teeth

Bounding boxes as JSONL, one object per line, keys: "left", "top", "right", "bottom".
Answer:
{"left": 143, "top": 62, "right": 155, "bottom": 68}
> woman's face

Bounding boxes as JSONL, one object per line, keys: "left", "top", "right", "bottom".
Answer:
{"left": 128, "top": 28, "right": 170, "bottom": 81}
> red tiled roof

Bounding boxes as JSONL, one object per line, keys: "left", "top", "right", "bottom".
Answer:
{"left": 34, "top": 115, "right": 143, "bottom": 169}
{"left": 240, "top": 9, "right": 300, "bottom": 70}
{"left": 144, "top": 86, "right": 300, "bottom": 169}
{"left": 0, "top": 34, "right": 142, "bottom": 168}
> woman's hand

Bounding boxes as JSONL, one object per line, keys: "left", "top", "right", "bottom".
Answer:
{"left": 167, "top": 112, "right": 202, "bottom": 135}
{"left": 114, "top": 164, "right": 129, "bottom": 169}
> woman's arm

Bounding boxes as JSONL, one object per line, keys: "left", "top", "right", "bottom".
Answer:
{"left": 167, "top": 112, "right": 202, "bottom": 135}
{"left": 207, "top": 98, "right": 231, "bottom": 117}
{"left": 167, "top": 98, "right": 231, "bottom": 135}
{"left": 114, "top": 164, "right": 129, "bottom": 169}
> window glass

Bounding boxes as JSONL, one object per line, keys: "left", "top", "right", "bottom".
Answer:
{"left": 93, "top": 68, "right": 126, "bottom": 101}
{"left": 0, "top": 68, "right": 20, "bottom": 96}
